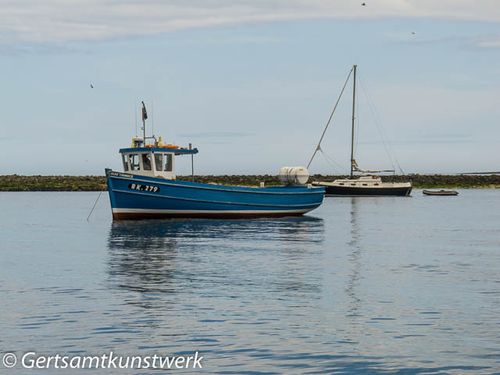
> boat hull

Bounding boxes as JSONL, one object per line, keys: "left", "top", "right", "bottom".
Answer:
{"left": 106, "top": 170, "right": 325, "bottom": 219}
{"left": 423, "top": 190, "right": 458, "bottom": 196}
{"left": 322, "top": 185, "right": 412, "bottom": 197}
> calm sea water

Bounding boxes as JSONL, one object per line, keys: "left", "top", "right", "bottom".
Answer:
{"left": 1, "top": 190, "right": 499, "bottom": 374}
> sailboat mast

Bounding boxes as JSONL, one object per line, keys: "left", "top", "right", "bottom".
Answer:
{"left": 350, "top": 65, "right": 357, "bottom": 178}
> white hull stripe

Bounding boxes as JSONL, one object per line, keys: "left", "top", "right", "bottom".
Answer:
{"left": 315, "top": 182, "right": 412, "bottom": 188}
{"left": 112, "top": 208, "right": 310, "bottom": 215}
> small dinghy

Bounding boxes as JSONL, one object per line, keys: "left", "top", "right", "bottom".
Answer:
{"left": 422, "top": 189, "right": 458, "bottom": 196}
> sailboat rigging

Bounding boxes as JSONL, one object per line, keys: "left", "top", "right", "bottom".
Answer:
{"left": 310, "top": 65, "right": 412, "bottom": 197}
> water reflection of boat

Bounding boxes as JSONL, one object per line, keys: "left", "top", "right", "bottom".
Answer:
{"left": 346, "top": 197, "right": 362, "bottom": 318}
{"left": 107, "top": 216, "right": 325, "bottom": 296}
{"left": 107, "top": 222, "right": 179, "bottom": 294}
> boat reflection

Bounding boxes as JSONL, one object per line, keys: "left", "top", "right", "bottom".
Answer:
{"left": 346, "top": 197, "right": 362, "bottom": 318}
{"left": 107, "top": 221, "right": 179, "bottom": 296}
{"left": 107, "top": 216, "right": 325, "bottom": 300}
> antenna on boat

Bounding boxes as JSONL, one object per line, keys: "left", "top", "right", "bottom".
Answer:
{"left": 151, "top": 100, "right": 155, "bottom": 138}
{"left": 189, "top": 143, "right": 194, "bottom": 181}
{"left": 350, "top": 64, "right": 357, "bottom": 178}
{"left": 141, "top": 101, "right": 148, "bottom": 145}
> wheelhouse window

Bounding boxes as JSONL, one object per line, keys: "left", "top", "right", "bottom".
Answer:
{"left": 142, "top": 153, "right": 152, "bottom": 171}
{"left": 154, "top": 154, "right": 163, "bottom": 172}
{"left": 122, "top": 155, "right": 129, "bottom": 171}
{"left": 164, "top": 154, "right": 173, "bottom": 172}
{"left": 129, "top": 154, "right": 140, "bottom": 171}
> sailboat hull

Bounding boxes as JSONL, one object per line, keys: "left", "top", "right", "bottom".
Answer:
{"left": 313, "top": 177, "right": 412, "bottom": 197}
{"left": 322, "top": 184, "right": 412, "bottom": 196}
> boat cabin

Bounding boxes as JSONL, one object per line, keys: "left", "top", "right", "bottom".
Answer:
{"left": 333, "top": 175, "right": 383, "bottom": 187}
{"left": 119, "top": 137, "right": 198, "bottom": 180}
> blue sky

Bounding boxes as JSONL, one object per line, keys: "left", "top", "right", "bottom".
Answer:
{"left": 1, "top": 1, "right": 499, "bottom": 175}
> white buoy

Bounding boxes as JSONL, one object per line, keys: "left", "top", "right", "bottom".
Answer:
{"left": 279, "top": 166, "right": 310, "bottom": 185}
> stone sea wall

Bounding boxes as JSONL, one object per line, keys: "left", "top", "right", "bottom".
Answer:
{"left": 1, "top": 174, "right": 499, "bottom": 191}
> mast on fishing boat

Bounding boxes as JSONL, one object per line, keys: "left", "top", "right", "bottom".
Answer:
{"left": 141, "top": 101, "right": 147, "bottom": 146}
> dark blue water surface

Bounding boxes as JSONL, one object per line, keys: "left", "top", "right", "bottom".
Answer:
{"left": 1, "top": 190, "right": 499, "bottom": 374}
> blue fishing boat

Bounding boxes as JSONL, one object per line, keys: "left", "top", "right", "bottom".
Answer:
{"left": 106, "top": 102, "right": 324, "bottom": 219}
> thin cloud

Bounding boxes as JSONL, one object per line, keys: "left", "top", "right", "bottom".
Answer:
{"left": 474, "top": 36, "right": 500, "bottom": 48}
{"left": 1, "top": 0, "right": 500, "bottom": 44}
{"left": 177, "top": 131, "right": 255, "bottom": 138}
{"left": 384, "top": 32, "right": 500, "bottom": 51}
{"left": 388, "top": 137, "right": 474, "bottom": 146}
